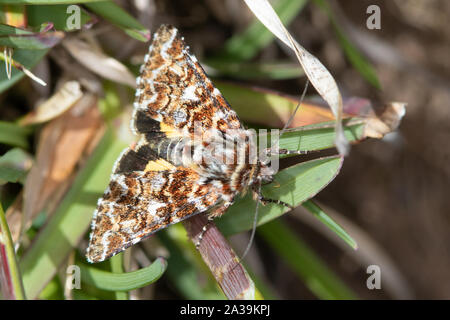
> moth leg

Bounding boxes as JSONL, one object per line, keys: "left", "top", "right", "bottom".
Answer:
{"left": 263, "top": 147, "right": 319, "bottom": 157}
{"left": 258, "top": 196, "right": 293, "bottom": 210}
{"left": 195, "top": 202, "right": 232, "bottom": 249}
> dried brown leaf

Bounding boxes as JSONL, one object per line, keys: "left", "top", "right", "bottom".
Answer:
{"left": 20, "top": 81, "right": 83, "bottom": 125}
{"left": 183, "top": 215, "right": 255, "bottom": 300}
{"left": 62, "top": 38, "right": 136, "bottom": 87}
{"left": 19, "top": 95, "right": 103, "bottom": 241}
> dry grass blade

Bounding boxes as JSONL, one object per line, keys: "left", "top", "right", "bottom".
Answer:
{"left": 20, "top": 81, "right": 83, "bottom": 125}
{"left": 183, "top": 214, "right": 255, "bottom": 300}
{"left": 0, "top": 50, "right": 47, "bottom": 86}
{"left": 14, "top": 95, "right": 103, "bottom": 242}
{"left": 62, "top": 38, "right": 136, "bottom": 87}
{"left": 363, "top": 102, "right": 406, "bottom": 139}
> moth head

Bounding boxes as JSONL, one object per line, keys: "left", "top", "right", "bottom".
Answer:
{"left": 258, "top": 161, "right": 275, "bottom": 184}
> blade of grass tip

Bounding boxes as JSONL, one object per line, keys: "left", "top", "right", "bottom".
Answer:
{"left": 0, "top": 202, "right": 26, "bottom": 299}
{"left": 84, "top": 1, "right": 150, "bottom": 42}
{"left": 312, "top": 0, "right": 381, "bottom": 89}
{"left": 258, "top": 219, "right": 357, "bottom": 299}
{"left": 80, "top": 257, "right": 167, "bottom": 292}
{"left": 244, "top": 0, "right": 349, "bottom": 156}
{"left": 302, "top": 200, "right": 357, "bottom": 250}
{"left": 109, "top": 253, "right": 128, "bottom": 299}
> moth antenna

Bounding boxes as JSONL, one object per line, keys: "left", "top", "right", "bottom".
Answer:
{"left": 263, "top": 80, "right": 309, "bottom": 165}
{"left": 280, "top": 79, "right": 309, "bottom": 137}
{"left": 231, "top": 183, "right": 262, "bottom": 272}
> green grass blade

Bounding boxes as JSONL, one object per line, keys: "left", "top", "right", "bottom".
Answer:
{"left": 258, "top": 219, "right": 356, "bottom": 299}
{"left": 218, "top": 156, "right": 343, "bottom": 236}
{"left": 27, "top": 4, "right": 93, "bottom": 31}
{"left": 158, "top": 230, "right": 225, "bottom": 300}
{"left": 38, "top": 276, "right": 64, "bottom": 300}
{"left": 85, "top": 1, "right": 150, "bottom": 42}
{"left": 80, "top": 257, "right": 167, "bottom": 292}
{"left": 276, "top": 120, "right": 365, "bottom": 153}
{"left": 205, "top": 60, "right": 304, "bottom": 80}
{"left": 0, "top": 148, "right": 31, "bottom": 185}
{"left": 217, "top": 0, "right": 308, "bottom": 61}
{"left": 0, "top": 121, "right": 31, "bottom": 148}
{"left": 244, "top": 265, "right": 278, "bottom": 300}
{"left": 109, "top": 253, "right": 128, "bottom": 299}
{"left": 313, "top": 0, "right": 381, "bottom": 89}
{"left": 216, "top": 81, "right": 301, "bottom": 127}
{"left": 216, "top": 81, "right": 367, "bottom": 151}
{"left": 0, "top": 202, "right": 26, "bottom": 299}
{"left": 20, "top": 127, "right": 128, "bottom": 299}
{"left": 0, "top": 23, "right": 63, "bottom": 49}
{"left": 302, "top": 200, "right": 357, "bottom": 249}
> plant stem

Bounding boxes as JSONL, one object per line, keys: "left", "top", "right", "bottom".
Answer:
{"left": 0, "top": 202, "right": 26, "bottom": 299}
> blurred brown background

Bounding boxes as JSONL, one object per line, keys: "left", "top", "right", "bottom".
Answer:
{"left": 318, "top": 0, "right": 450, "bottom": 299}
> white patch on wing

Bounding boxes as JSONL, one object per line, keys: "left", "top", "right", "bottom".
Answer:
{"left": 100, "top": 230, "right": 114, "bottom": 261}
{"left": 115, "top": 174, "right": 129, "bottom": 196}
{"left": 169, "top": 65, "right": 183, "bottom": 76}
{"left": 188, "top": 53, "right": 198, "bottom": 63}
{"left": 150, "top": 174, "right": 167, "bottom": 191}
{"left": 142, "top": 94, "right": 158, "bottom": 105}
{"left": 173, "top": 109, "right": 187, "bottom": 125}
{"left": 147, "top": 200, "right": 166, "bottom": 215}
{"left": 161, "top": 28, "right": 177, "bottom": 59}
{"left": 182, "top": 85, "right": 199, "bottom": 101}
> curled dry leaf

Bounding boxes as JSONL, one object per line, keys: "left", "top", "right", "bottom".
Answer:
{"left": 363, "top": 102, "right": 406, "bottom": 139}
{"left": 62, "top": 38, "right": 136, "bottom": 87}
{"left": 341, "top": 98, "right": 406, "bottom": 139}
{"left": 183, "top": 214, "right": 255, "bottom": 300}
{"left": 13, "top": 94, "right": 104, "bottom": 242}
{"left": 243, "top": 0, "right": 349, "bottom": 155}
{"left": 20, "top": 81, "right": 83, "bottom": 125}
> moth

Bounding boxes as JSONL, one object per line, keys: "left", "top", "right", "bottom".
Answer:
{"left": 86, "top": 25, "right": 292, "bottom": 263}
